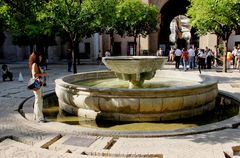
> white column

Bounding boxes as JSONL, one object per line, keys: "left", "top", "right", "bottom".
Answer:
{"left": 93, "top": 33, "right": 99, "bottom": 60}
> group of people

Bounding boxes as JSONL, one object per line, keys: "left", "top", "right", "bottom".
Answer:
{"left": 167, "top": 46, "right": 215, "bottom": 72}
{"left": 97, "top": 49, "right": 111, "bottom": 64}
{"left": 167, "top": 45, "right": 240, "bottom": 73}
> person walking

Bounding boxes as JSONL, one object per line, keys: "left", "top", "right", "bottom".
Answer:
{"left": 181, "top": 48, "right": 189, "bottom": 71}
{"left": 232, "top": 46, "right": 238, "bottom": 68}
{"left": 175, "top": 48, "right": 182, "bottom": 69}
{"left": 105, "top": 49, "right": 111, "bottom": 57}
{"left": 227, "top": 51, "right": 233, "bottom": 69}
{"left": 206, "top": 49, "right": 213, "bottom": 69}
{"left": 97, "top": 50, "right": 102, "bottom": 64}
{"left": 29, "top": 51, "right": 48, "bottom": 123}
{"left": 169, "top": 48, "right": 175, "bottom": 62}
{"left": 198, "top": 49, "right": 206, "bottom": 69}
{"left": 188, "top": 47, "right": 195, "bottom": 69}
{"left": 237, "top": 47, "right": 240, "bottom": 72}
{"left": 156, "top": 48, "right": 163, "bottom": 56}
{"left": 66, "top": 49, "right": 72, "bottom": 72}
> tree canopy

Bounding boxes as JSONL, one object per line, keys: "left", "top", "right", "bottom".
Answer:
{"left": 115, "top": 0, "right": 159, "bottom": 55}
{"left": 1, "top": 0, "right": 160, "bottom": 71}
{"left": 116, "top": 0, "right": 159, "bottom": 37}
{"left": 0, "top": 0, "right": 57, "bottom": 51}
{"left": 89, "top": 0, "right": 119, "bottom": 34}
{"left": 187, "top": 0, "right": 240, "bottom": 72}
{"left": 37, "top": 0, "right": 106, "bottom": 73}
{"left": 187, "top": 0, "right": 240, "bottom": 39}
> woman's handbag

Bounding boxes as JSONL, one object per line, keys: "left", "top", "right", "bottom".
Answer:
{"left": 27, "top": 78, "right": 42, "bottom": 90}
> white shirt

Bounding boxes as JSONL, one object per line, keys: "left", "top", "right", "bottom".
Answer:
{"left": 105, "top": 51, "right": 111, "bottom": 57}
{"left": 207, "top": 51, "right": 212, "bottom": 57}
{"left": 156, "top": 49, "right": 162, "bottom": 56}
{"left": 188, "top": 48, "right": 195, "bottom": 57}
{"left": 232, "top": 49, "right": 237, "bottom": 56}
{"left": 175, "top": 49, "right": 182, "bottom": 56}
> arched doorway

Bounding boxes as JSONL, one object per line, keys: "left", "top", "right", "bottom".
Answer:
{"left": 159, "top": 0, "right": 198, "bottom": 54}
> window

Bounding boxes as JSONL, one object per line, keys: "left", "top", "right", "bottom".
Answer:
{"left": 235, "top": 27, "right": 240, "bottom": 35}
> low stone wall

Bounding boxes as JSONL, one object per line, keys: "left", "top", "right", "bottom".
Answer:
{"left": 55, "top": 70, "right": 218, "bottom": 122}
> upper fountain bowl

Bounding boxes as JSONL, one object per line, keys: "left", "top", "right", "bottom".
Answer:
{"left": 102, "top": 56, "right": 168, "bottom": 88}
{"left": 102, "top": 56, "right": 167, "bottom": 75}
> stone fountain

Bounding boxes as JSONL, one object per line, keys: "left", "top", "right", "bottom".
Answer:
{"left": 55, "top": 56, "right": 218, "bottom": 122}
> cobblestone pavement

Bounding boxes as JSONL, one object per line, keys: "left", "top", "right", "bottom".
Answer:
{"left": 1, "top": 62, "right": 240, "bottom": 158}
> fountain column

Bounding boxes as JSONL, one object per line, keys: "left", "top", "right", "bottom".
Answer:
{"left": 93, "top": 33, "right": 99, "bottom": 60}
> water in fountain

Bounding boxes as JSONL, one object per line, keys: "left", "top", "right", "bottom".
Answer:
{"left": 43, "top": 93, "right": 240, "bottom": 131}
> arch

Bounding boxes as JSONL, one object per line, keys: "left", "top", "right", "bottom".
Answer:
{"left": 158, "top": 0, "right": 191, "bottom": 52}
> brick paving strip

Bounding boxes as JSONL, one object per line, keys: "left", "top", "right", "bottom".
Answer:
{"left": 1, "top": 63, "right": 240, "bottom": 157}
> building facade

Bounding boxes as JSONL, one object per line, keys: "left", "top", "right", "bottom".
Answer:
{"left": 0, "top": 0, "right": 239, "bottom": 62}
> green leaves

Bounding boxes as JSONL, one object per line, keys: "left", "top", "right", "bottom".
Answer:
{"left": 187, "top": 0, "right": 240, "bottom": 39}
{"left": 1, "top": 0, "right": 159, "bottom": 49}
{"left": 38, "top": 0, "right": 98, "bottom": 42}
{"left": 115, "top": 0, "right": 159, "bottom": 37}
{"left": 1, "top": 0, "right": 56, "bottom": 47}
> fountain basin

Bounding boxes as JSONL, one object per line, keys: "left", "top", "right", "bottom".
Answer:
{"left": 55, "top": 70, "right": 218, "bottom": 122}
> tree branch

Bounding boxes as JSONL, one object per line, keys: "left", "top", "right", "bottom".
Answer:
{"left": 3, "top": 0, "right": 29, "bottom": 16}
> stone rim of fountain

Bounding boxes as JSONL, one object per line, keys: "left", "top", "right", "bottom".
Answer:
{"left": 20, "top": 89, "right": 240, "bottom": 137}
{"left": 56, "top": 70, "right": 216, "bottom": 92}
{"left": 55, "top": 70, "right": 218, "bottom": 122}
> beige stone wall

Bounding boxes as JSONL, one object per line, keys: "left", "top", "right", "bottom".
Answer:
{"left": 102, "top": 34, "right": 111, "bottom": 53}
{"left": 156, "top": 0, "right": 168, "bottom": 10}
{"left": 148, "top": 32, "right": 159, "bottom": 54}
{"left": 1, "top": 32, "right": 30, "bottom": 61}
{"left": 199, "top": 33, "right": 218, "bottom": 50}
{"left": 228, "top": 32, "right": 240, "bottom": 50}
{"left": 140, "top": 36, "right": 149, "bottom": 53}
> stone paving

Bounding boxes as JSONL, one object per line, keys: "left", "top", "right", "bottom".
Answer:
{"left": 1, "top": 62, "right": 240, "bottom": 158}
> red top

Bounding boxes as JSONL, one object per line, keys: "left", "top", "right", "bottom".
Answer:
{"left": 181, "top": 51, "right": 189, "bottom": 60}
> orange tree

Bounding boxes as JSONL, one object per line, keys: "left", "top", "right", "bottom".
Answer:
{"left": 37, "top": 0, "right": 100, "bottom": 73}
{"left": 187, "top": 0, "right": 240, "bottom": 72}
{"left": 115, "top": 0, "right": 159, "bottom": 56}
{"left": 0, "top": 0, "right": 56, "bottom": 55}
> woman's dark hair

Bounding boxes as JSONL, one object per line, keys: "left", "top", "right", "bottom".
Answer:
{"left": 28, "top": 51, "right": 40, "bottom": 71}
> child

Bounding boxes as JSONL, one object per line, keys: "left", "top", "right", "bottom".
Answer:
{"left": 2, "top": 64, "right": 13, "bottom": 81}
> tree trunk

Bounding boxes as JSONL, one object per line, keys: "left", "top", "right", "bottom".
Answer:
{"left": 71, "top": 41, "right": 77, "bottom": 74}
{"left": 69, "top": 32, "right": 78, "bottom": 74}
{"left": 134, "top": 36, "right": 137, "bottom": 56}
{"left": 138, "top": 35, "right": 141, "bottom": 56}
{"left": 223, "top": 40, "right": 228, "bottom": 73}
{"left": 110, "top": 32, "right": 114, "bottom": 53}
